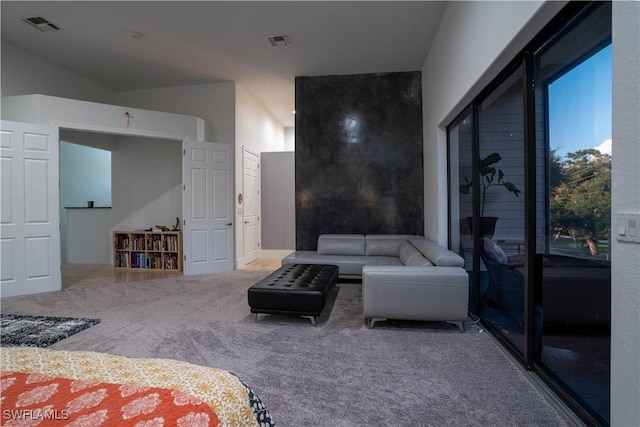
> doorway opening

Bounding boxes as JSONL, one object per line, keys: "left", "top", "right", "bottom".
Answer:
{"left": 60, "top": 131, "right": 183, "bottom": 289}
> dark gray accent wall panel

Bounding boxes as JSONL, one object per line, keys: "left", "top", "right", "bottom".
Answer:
{"left": 295, "top": 72, "right": 424, "bottom": 250}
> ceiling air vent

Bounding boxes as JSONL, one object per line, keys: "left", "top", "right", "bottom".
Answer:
{"left": 22, "top": 16, "right": 61, "bottom": 32}
{"left": 266, "top": 34, "right": 293, "bottom": 47}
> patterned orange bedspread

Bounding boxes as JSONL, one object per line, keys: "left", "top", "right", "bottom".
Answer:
{"left": 1, "top": 371, "right": 220, "bottom": 426}
{"left": 0, "top": 347, "right": 274, "bottom": 427}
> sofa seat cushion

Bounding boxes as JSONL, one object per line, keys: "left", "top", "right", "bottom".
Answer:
{"left": 282, "top": 251, "right": 369, "bottom": 276}
{"left": 317, "top": 234, "right": 365, "bottom": 255}
{"left": 364, "top": 256, "right": 403, "bottom": 267}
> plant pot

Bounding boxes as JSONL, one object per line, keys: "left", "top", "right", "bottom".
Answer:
{"left": 467, "top": 216, "right": 499, "bottom": 238}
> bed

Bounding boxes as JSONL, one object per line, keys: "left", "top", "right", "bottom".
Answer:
{"left": 0, "top": 347, "right": 275, "bottom": 426}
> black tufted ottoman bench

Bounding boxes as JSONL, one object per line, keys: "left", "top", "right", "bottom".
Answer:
{"left": 247, "top": 264, "right": 339, "bottom": 325}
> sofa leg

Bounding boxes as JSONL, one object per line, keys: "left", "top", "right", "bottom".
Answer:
{"left": 301, "top": 315, "right": 317, "bottom": 326}
{"left": 448, "top": 321, "right": 464, "bottom": 332}
{"left": 368, "top": 317, "right": 387, "bottom": 329}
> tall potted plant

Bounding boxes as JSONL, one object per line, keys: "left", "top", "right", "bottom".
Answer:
{"left": 459, "top": 152, "right": 521, "bottom": 237}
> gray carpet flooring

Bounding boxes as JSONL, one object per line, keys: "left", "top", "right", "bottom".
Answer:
{"left": 0, "top": 270, "right": 569, "bottom": 426}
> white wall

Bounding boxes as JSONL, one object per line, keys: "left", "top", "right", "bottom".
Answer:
{"left": 235, "top": 84, "right": 286, "bottom": 264}
{"left": 235, "top": 85, "right": 284, "bottom": 154}
{"left": 115, "top": 83, "right": 235, "bottom": 144}
{"left": 1, "top": 41, "right": 115, "bottom": 103}
{"left": 611, "top": 2, "right": 640, "bottom": 425}
{"left": 111, "top": 136, "right": 182, "bottom": 233}
{"left": 284, "top": 127, "right": 295, "bottom": 151}
{"left": 66, "top": 208, "right": 112, "bottom": 264}
{"left": 421, "top": 1, "right": 566, "bottom": 244}
{"left": 1, "top": 94, "right": 202, "bottom": 140}
{"left": 59, "top": 138, "right": 112, "bottom": 263}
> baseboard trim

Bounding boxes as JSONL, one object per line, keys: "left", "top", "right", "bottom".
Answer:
{"left": 260, "top": 249, "right": 294, "bottom": 259}
{"left": 235, "top": 257, "right": 245, "bottom": 269}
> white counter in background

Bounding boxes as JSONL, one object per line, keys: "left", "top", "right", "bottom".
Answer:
{"left": 66, "top": 207, "right": 112, "bottom": 264}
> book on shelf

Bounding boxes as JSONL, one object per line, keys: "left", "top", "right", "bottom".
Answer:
{"left": 114, "top": 235, "right": 130, "bottom": 250}
{"left": 163, "top": 254, "right": 178, "bottom": 270}
{"left": 114, "top": 230, "right": 181, "bottom": 271}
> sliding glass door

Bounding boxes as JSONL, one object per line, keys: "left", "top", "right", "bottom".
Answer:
{"left": 448, "top": 3, "right": 611, "bottom": 425}
{"left": 475, "top": 66, "right": 527, "bottom": 354}
{"left": 533, "top": 3, "right": 612, "bottom": 424}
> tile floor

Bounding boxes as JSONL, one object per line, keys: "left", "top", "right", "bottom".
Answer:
{"left": 62, "top": 258, "right": 282, "bottom": 290}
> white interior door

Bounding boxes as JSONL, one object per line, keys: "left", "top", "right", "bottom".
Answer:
{"left": 182, "top": 139, "right": 233, "bottom": 275}
{"left": 1, "top": 121, "right": 61, "bottom": 297}
{"left": 243, "top": 148, "right": 260, "bottom": 264}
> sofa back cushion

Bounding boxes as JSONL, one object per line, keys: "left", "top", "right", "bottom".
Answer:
{"left": 365, "top": 235, "right": 411, "bottom": 256}
{"left": 408, "top": 236, "right": 464, "bottom": 267}
{"left": 317, "top": 234, "right": 365, "bottom": 255}
{"left": 398, "top": 241, "right": 433, "bottom": 266}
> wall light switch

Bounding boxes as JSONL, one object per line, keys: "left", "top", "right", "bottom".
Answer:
{"left": 618, "top": 219, "right": 627, "bottom": 236}
{"left": 629, "top": 219, "right": 638, "bottom": 238}
{"left": 617, "top": 213, "right": 640, "bottom": 244}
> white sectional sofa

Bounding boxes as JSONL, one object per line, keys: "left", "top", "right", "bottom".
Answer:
{"left": 282, "top": 234, "right": 469, "bottom": 330}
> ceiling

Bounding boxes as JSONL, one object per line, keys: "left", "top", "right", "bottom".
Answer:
{"left": 1, "top": 1, "right": 447, "bottom": 128}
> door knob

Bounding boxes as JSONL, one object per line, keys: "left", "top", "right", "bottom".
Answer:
{"left": 245, "top": 221, "right": 249, "bottom": 224}
{"left": 226, "top": 222, "right": 232, "bottom": 226}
